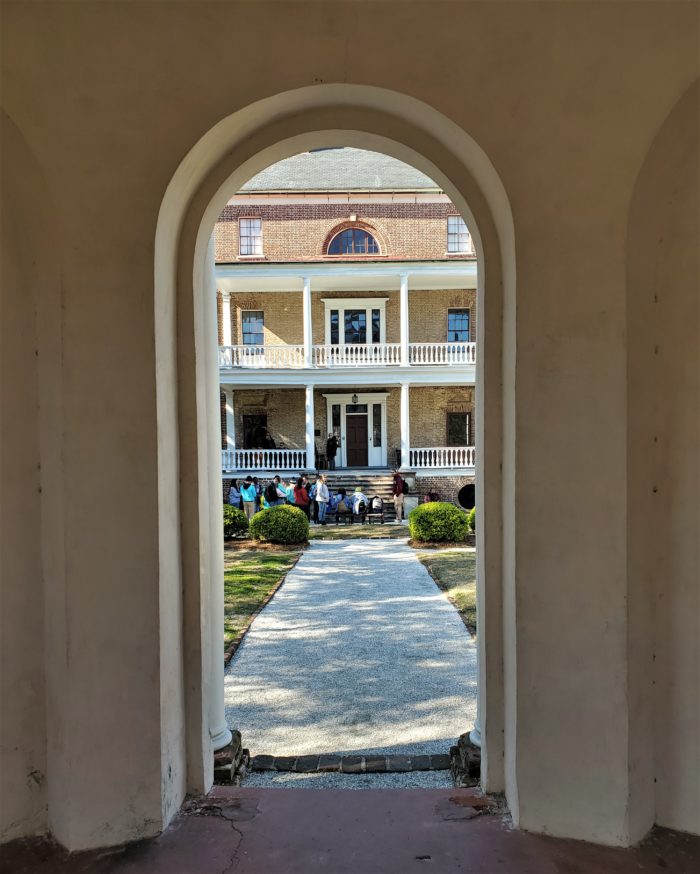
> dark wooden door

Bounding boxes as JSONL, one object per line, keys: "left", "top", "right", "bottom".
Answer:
{"left": 346, "top": 415, "right": 368, "bottom": 466}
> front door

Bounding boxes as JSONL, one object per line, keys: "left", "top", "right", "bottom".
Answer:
{"left": 346, "top": 414, "right": 368, "bottom": 466}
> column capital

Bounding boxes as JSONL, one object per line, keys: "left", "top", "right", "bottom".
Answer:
{"left": 220, "top": 289, "right": 231, "bottom": 300}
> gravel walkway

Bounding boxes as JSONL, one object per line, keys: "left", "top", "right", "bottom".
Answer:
{"left": 224, "top": 539, "right": 477, "bottom": 786}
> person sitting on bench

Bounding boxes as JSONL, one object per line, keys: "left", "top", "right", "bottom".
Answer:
{"left": 351, "top": 487, "right": 369, "bottom": 523}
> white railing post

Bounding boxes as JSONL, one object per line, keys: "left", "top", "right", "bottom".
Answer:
{"left": 400, "top": 274, "right": 410, "bottom": 366}
{"left": 305, "top": 384, "right": 315, "bottom": 471}
{"left": 400, "top": 382, "right": 410, "bottom": 469}
{"left": 302, "top": 276, "right": 312, "bottom": 368}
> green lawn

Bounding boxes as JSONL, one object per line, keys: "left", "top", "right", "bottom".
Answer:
{"left": 309, "top": 522, "right": 410, "bottom": 540}
{"left": 416, "top": 549, "right": 477, "bottom": 634}
{"left": 223, "top": 548, "right": 301, "bottom": 651}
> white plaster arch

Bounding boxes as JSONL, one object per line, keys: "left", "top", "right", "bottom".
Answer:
{"left": 154, "top": 84, "right": 517, "bottom": 824}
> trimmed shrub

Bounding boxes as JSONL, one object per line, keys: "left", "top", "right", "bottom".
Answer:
{"left": 250, "top": 504, "right": 309, "bottom": 545}
{"left": 467, "top": 506, "right": 476, "bottom": 533}
{"left": 223, "top": 505, "right": 249, "bottom": 540}
{"left": 408, "top": 501, "right": 470, "bottom": 543}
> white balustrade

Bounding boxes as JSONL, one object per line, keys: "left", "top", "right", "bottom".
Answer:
{"left": 408, "top": 342, "right": 476, "bottom": 365}
{"left": 312, "top": 343, "right": 402, "bottom": 367}
{"left": 221, "top": 448, "right": 307, "bottom": 471}
{"left": 219, "top": 342, "right": 475, "bottom": 368}
{"left": 409, "top": 446, "right": 476, "bottom": 469}
{"left": 218, "top": 345, "right": 305, "bottom": 368}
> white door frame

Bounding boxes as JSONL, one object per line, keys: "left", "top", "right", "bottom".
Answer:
{"left": 323, "top": 392, "right": 389, "bottom": 467}
{"left": 322, "top": 298, "right": 389, "bottom": 345}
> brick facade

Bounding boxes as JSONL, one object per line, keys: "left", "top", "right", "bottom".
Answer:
{"left": 218, "top": 289, "right": 475, "bottom": 347}
{"left": 214, "top": 199, "right": 476, "bottom": 264}
{"left": 221, "top": 386, "right": 474, "bottom": 459}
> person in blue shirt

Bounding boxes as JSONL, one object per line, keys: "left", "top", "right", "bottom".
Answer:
{"left": 240, "top": 476, "right": 258, "bottom": 520}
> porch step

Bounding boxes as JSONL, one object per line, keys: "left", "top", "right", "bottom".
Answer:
{"left": 324, "top": 472, "right": 398, "bottom": 520}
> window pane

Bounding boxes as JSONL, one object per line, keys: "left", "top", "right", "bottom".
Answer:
{"left": 447, "top": 412, "right": 469, "bottom": 446}
{"left": 332, "top": 404, "right": 341, "bottom": 440}
{"left": 242, "top": 310, "right": 264, "bottom": 345}
{"left": 346, "top": 404, "right": 368, "bottom": 414}
{"left": 447, "top": 309, "right": 470, "bottom": 342}
{"left": 447, "top": 216, "right": 469, "bottom": 253}
{"left": 330, "top": 310, "right": 339, "bottom": 345}
{"left": 371, "top": 309, "right": 381, "bottom": 343}
{"left": 344, "top": 310, "right": 367, "bottom": 344}
{"left": 240, "top": 218, "right": 263, "bottom": 255}
{"left": 373, "top": 404, "right": 382, "bottom": 446}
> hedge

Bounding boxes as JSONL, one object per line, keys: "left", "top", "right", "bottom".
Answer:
{"left": 408, "top": 501, "right": 470, "bottom": 543}
{"left": 467, "top": 506, "right": 476, "bottom": 533}
{"left": 223, "top": 505, "right": 249, "bottom": 540}
{"left": 249, "top": 504, "right": 309, "bottom": 545}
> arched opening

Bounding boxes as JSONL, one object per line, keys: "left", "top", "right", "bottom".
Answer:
{"left": 155, "top": 84, "right": 516, "bottom": 824}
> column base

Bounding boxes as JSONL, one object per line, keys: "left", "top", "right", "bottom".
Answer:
{"left": 211, "top": 723, "right": 233, "bottom": 752}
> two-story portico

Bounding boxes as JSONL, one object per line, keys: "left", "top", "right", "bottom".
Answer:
{"left": 216, "top": 148, "right": 478, "bottom": 504}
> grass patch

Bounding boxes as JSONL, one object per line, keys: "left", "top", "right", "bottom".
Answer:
{"left": 417, "top": 549, "right": 477, "bottom": 634}
{"left": 223, "top": 547, "right": 301, "bottom": 652}
{"left": 308, "top": 522, "right": 410, "bottom": 540}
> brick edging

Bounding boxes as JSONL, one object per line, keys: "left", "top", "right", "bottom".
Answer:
{"left": 250, "top": 752, "right": 452, "bottom": 774}
{"left": 223, "top": 550, "right": 304, "bottom": 666}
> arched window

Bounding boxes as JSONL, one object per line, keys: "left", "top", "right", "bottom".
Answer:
{"left": 327, "top": 227, "right": 380, "bottom": 255}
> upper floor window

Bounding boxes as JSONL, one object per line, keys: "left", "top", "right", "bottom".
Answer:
{"left": 241, "top": 310, "right": 264, "bottom": 345}
{"left": 327, "top": 228, "right": 380, "bottom": 256}
{"left": 239, "top": 218, "right": 263, "bottom": 256}
{"left": 447, "top": 308, "right": 470, "bottom": 343}
{"left": 447, "top": 215, "right": 470, "bottom": 253}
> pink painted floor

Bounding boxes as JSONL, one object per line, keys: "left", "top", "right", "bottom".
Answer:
{"left": 3, "top": 787, "right": 699, "bottom": 874}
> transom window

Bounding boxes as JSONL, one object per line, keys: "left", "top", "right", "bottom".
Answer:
{"left": 327, "top": 228, "right": 380, "bottom": 256}
{"left": 241, "top": 310, "right": 264, "bottom": 345}
{"left": 447, "top": 308, "right": 470, "bottom": 342}
{"left": 447, "top": 215, "right": 470, "bottom": 253}
{"left": 239, "top": 218, "right": 263, "bottom": 256}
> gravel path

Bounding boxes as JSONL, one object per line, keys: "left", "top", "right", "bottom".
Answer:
{"left": 224, "top": 538, "right": 477, "bottom": 787}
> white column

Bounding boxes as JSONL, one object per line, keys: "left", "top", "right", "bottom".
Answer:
{"left": 399, "top": 273, "right": 410, "bottom": 365}
{"left": 221, "top": 291, "right": 232, "bottom": 347}
{"left": 224, "top": 388, "right": 235, "bottom": 450}
{"left": 205, "top": 235, "right": 232, "bottom": 752}
{"left": 305, "top": 384, "right": 315, "bottom": 470}
{"left": 302, "top": 276, "right": 312, "bottom": 366}
{"left": 400, "top": 382, "right": 410, "bottom": 469}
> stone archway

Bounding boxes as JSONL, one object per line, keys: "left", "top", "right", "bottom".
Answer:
{"left": 154, "top": 84, "right": 517, "bottom": 826}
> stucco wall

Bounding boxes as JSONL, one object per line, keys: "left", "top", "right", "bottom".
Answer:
{"left": 1, "top": 0, "right": 698, "bottom": 852}
{"left": 627, "top": 81, "right": 699, "bottom": 836}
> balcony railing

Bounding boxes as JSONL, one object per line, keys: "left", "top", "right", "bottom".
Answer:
{"left": 409, "top": 446, "right": 475, "bottom": 469}
{"left": 222, "top": 446, "right": 475, "bottom": 472}
{"left": 219, "top": 342, "right": 475, "bottom": 369}
{"left": 222, "top": 448, "right": 307, "bottom": 472}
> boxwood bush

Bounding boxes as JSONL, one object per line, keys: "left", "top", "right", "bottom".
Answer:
{"left": 250, "top": 504, "right": 309, "bottom": 545}
{"left": 467, "top": 506, "right": 476, "bottom": 533}
{"left": 223, "top": 505, "right": 249, "bottom": 540}
{"left": 408, "top": 501, "right": 470, "bottom": 543}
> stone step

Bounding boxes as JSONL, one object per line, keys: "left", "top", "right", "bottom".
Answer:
{"left": 250, "top": 752, "right": 452, "bottom": 774}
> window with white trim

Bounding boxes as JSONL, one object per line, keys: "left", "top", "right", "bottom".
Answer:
{"left": 239, "top": 218, "right": 263, "bottom": 256}
{"left": 322, "top": 298, "right": 388, "bottom": 345}
{"left": 447, "top": 215, "right": 470, "bottom": 253}
{"left": 241, "top": 311, "right": 264, "bottom": 346}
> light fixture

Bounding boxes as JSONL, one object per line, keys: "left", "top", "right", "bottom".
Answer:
{"left": 352, "top": 393, "right": 359, "bottom": 404}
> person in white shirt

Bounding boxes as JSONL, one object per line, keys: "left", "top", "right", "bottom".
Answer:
{"left": 315, "top": 474, "right": 330, "bottom": 525}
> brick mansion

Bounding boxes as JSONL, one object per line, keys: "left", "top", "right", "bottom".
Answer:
{"left": 216, "top": 148, "right": 477, "bottom": 506}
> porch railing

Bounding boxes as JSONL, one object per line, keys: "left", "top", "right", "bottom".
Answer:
{"left": 312, "top": 343, "right": 402, "bottom": 367}
{"left": 219, "top": 341, "right": 475, "bottom": 368}
{"left": 218, "top": 344, "right": 305, "bottom": 368}
{"left": 409, "top": 446, "right": 476, "bottom": 469}
{"left": 222, "top": 448, "right": 307, "bottom": 472}
{"left": 408, "top": 342, "right": 476, "bottom": 365}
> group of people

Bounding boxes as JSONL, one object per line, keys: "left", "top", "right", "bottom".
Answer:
{"left": 228, "top": 469, "right": 409, "bottom": 524}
